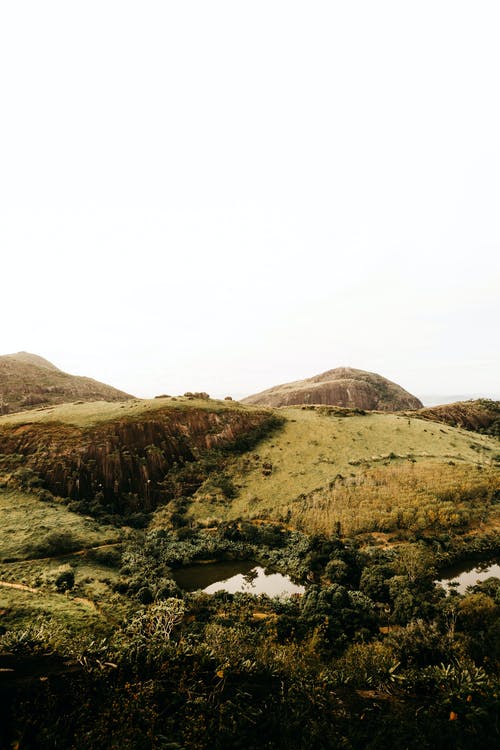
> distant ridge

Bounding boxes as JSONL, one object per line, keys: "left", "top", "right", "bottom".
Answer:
{"left": 0, "top": 352, "right": 133, "bottom": 414}
{"left": 416, "top": 399, "right": 500, "bottom": 436}
{"left": 242, "top": 366, "right": 423, "bottom": 411}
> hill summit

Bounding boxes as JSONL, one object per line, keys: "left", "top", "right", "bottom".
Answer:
{"left": 242, "top": 366, "right": 423, "bottom": 411}
{"left": 0, "top": 351, "right": 133, "bottom": 414}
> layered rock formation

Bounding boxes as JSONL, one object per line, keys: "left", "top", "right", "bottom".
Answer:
{"left": 0, "top": 405, "right": 277, "bottom": 510}
{"left": 242, "top": 367, "right": 423, "bottom": 411}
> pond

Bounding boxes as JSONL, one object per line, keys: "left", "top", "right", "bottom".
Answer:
{"left": 173, "top": 560, "right": 305, "bottom": 596}
{"left": 438, "top": 559, "right": 499, "bottom": 594}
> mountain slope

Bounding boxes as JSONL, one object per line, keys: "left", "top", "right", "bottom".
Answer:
{"left": 189, "top": 405, "right": 500, "bottom": 536}
{"left": 415, "top": 399, "right": 500, "bottom": 436}
{"left": 0, "top": 397, "right": 278, "bottom": 511}
{"left": 0, "top": 352, "right": 133, "bottom": 413}
{"left": 242, "top": 367, "right": 423, "bottom": 411}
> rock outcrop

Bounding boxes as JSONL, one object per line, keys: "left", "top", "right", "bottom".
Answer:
{"left": 242, "top": 367, "right": 423, "bottom": 411}
{"left": 0, "top": 352, "right": 133, "bottom": 413}
{"left": 415, "top": 399, "right": 500, "bottom": 435}
{"left": 0, "top": 405, "right": 278, "bottom": 510}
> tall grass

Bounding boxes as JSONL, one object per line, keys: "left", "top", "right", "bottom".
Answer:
{"left": 277, "top": 462, "right": 500, "bottom": 536}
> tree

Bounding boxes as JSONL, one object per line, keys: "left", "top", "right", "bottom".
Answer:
{"left": 127, "top": 598, "right": 186, "bottom": 649}
{"left": 394, "top": 543, "right": 435, "bottom": 584}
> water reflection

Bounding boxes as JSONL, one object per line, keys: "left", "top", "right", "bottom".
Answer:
{"left": 438, "top": 560, "right": 499, "bottom": 595}
{"left": 173, "top": 561, "right": 304, "bottom": 596}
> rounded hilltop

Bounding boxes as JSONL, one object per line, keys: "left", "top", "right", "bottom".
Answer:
{"left": 242, "top": 366, "right": 423, "bottom": 411}
{"left": 0, "top": 351, "right": 133, "bottom": 414}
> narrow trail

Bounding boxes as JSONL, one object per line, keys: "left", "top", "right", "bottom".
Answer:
{"left": 0, "top": 580, "right": 99, "bottom": 610}
{"left": 0, "top": 581, "right": 38, "bottom": 594}
{"left": 1, "top": 541, "right": 121, "bottom": 566}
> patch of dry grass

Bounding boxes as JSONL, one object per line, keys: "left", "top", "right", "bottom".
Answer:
{"left": 278, "top": 462, "right": 500, "bottom": 536}
{"left": 188, "top": 407, "right": 500, "bottom": 534}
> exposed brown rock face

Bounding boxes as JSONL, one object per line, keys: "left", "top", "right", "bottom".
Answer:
{"left": 416, "top": 400, "right": 500, "bottom": 434}
{"left": 242, "top": 367, "right": 423, "bottom": 411}
{"left": 0, "top": 352, "right": 133, "bottom": 413}
{"left": 0, "top": 407, "right": 276, "bottom": 509}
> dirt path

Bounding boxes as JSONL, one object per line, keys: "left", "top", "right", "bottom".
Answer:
{"left": 0, "top": 580, "right": 99, "bottom": 610}
{"left": 33, "top": 541, "right": 121, "bottom": 564}
{"left": 0, "top": 580, "right": 38, "bottom": 594}
{"left": 1, "top": 541, "right": 121, "bottom": 566}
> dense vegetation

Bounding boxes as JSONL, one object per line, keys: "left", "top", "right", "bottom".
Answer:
{"left": 0, "top": 399, "right": 499, "bottom": 748}
{"left": 2, "top": 525, "right": 499, "bottom": 749}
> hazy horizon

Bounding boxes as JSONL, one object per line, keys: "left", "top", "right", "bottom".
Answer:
{"left": 1, "top": 2, "right": 499, "bottom": 402}
{"left": 3, "top": 349, "right": 500, "bottom": 407}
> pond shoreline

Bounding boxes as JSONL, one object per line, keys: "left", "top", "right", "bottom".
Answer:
{"left": 437, "top": 557, "right": 499, "bottom": 594}
{"left": 172, "top": 559, "right": 305, "bottom": 596}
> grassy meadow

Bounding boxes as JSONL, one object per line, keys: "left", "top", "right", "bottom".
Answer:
{"left": 0, "top": 489, "right": 120, "bottom": 562}
{"left": 0, "top": 395, "right": 260, "bottom": 428}
{"left": 275, "top": 462, "right": 500, "bottom": 536}
{"left": 0, "top": 486, "right": 125, "bottom": 631}
{"left": 189, "top": 407, "right": 500, "bottom": 535}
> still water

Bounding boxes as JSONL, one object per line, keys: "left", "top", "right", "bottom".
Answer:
{"left": 173, "top": 560, "right": 305, "bottom": 596}
{"left": 438, "top": 559, "right": 499, "bottom": 594}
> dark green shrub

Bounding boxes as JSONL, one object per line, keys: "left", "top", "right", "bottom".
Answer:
{"left": 33, "top": 531, "right": 81, "bottom": 557}
{"left": 136, "top": 586, "right": 154, "bottom": 604}
{"left": 55, "top": 570, "right": 75, "bottom": 592}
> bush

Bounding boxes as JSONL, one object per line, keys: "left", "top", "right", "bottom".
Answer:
{"left": 33, "top": 531, "right": 81, "bottom": 557}
{"left": 55, "top": 570, "right": 75, "bottom": 592}
{"left": 136, "top": 587, "right": 154, "bottom": 604}
{"left": 90, "top": 547, "right": 122, "bottom": 568}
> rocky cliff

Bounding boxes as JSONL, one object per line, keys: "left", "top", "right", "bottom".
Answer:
{"left": 242, "top": 367, "right": 423, "bottom": 411}
{"left": 0, "top": 405, "right": 277, "bottom": 510}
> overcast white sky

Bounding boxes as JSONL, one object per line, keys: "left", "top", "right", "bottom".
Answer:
{"left": 1, "top": 2, "right": 499, "bottom": 401}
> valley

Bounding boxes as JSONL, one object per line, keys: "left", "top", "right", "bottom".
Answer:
{"left": 0, "top": 362, "right": 499, "bottom": 749}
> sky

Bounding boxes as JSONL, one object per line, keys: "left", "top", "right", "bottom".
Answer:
{"left": 1, "top": 1, "right": 499, "bottom": 402}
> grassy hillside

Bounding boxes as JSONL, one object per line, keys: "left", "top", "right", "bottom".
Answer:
{"left": 0, "top": 394, "right": 259, "bottom": 428}
{"left": 0, "top": 483, "right": 128, "bottom": 633}
{"left": 1, "top": 397, "right": 499, "bottom": 634}
{"left": 0, "top": 488, "right": 120, "bottom": 562}
{"left": 189, "top": 406, "right": 500, "bottom": 536}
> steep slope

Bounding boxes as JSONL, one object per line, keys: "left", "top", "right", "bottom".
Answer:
{"left": 0, "top": 398, "right": 279, "bottom": 512}
{"left": 242, "top": 367, "right": 423, "bottom": 411}
{"left": 0, "top": 352, "right": 133, "bottom": 413}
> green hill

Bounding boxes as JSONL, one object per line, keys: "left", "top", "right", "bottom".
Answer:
{"left": 0, "top": 397, "right": 279, "bottom": 631}
{"left": 189, "top": 404, "right": 500, "bottom": 536}
{"left": 0, "top": 396, "right": 278, "bottom": 514}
